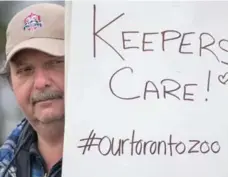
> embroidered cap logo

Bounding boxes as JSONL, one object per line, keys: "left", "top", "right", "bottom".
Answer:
{"left": 23, "top": 13, "right": 42, "bottom": 31}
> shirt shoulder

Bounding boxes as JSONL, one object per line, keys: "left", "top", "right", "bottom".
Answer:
{"left": 0, "top": 119, "right": 26, "bottom": 177}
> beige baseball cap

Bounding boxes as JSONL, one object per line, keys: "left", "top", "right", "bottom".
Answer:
{"left": 3, "top": 3, "right": 64, "bottom": 72}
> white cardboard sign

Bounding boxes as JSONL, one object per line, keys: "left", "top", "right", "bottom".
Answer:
{"left": 63, "top": 2, "right": 228, "bottom": 177}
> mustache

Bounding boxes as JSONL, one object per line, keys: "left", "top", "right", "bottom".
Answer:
{"left": 31, "top": 90, "right": 64, "bottom": 104}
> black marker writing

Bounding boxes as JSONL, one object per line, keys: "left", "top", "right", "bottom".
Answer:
{"left": 109, "top": 66, "right": 198, "bottom": 101}
{"left": 77, "top": 129, "right": 221, "bottom": 156}
{"left": 142, "top": 32, "right": 159, "bottom": 52}
{"left": 93, "top": 4, "right": 125, "bottom": 60}
{"left": 119, "top": 30, "right": 228, "bottom": 64}
{"left": 92, "top": 5, "right": 228, "bottom": 65}
{"left": 109, "top": 66, "right": 140, "bottom": 100}
{"left": 77, "top": 129, "right": 101, "bottom": 155}
{"left": 205, "top": 70, "right": 211, "bottom": 101}
{"left": 122, "top": 31, "right": 140, "bottom": 50}
{"left": 179, "top": 32, "right": 195, "bottom": 54}
{"left": 162, "top": 30, "right": 181, "bottom": 52}
{"left": 199, "top": 33, "right": 219, "bottom": 62}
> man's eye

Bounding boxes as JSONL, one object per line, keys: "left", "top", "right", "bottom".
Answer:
{"left": 16, "top": 67, "right": 32, "bottom": 74}
{"left": 47, "top": 60, "right": 64, "bottom": 68}
{"left": 52, "top": 60, "right": 64, "bottom": 64}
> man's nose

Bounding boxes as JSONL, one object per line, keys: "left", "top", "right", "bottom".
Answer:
{"left": 33, "top": 68, "right": 51, "bottom": 90}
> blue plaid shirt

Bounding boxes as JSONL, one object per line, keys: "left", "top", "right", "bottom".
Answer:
{"left": 0, "top": 119, "right": 62, "bottom": 177}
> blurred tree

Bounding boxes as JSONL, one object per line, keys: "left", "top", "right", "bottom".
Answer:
{"left": 0, "top": 25, "right": 6, "bottom": 53}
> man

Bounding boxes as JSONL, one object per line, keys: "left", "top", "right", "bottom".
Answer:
{"left": 0, "top": 2, "right": 65, "bottom": 177}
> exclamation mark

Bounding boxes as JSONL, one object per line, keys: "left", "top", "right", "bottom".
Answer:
{"left": 205, "top": 70, "right": 211, "bottom": 102}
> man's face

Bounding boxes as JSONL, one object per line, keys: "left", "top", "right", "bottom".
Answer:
{"left": 9, "top": 50, "right": 64, "bottom": 126}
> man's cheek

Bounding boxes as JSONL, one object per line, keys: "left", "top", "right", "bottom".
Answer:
{"left": 16, "top": 93, "right": 29, "bottom": 107}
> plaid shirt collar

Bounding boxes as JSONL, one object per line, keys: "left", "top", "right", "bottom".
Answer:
{"left": 0, "top": 119, "right": 62, "bottom": 177}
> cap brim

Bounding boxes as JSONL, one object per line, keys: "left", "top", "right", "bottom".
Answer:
{"left": 2, "top": 38, "right": 64, "bottom": 73}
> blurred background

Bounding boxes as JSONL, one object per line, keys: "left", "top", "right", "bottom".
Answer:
{"left": 0, "top": 1, "right": 65, "bottom": 145}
